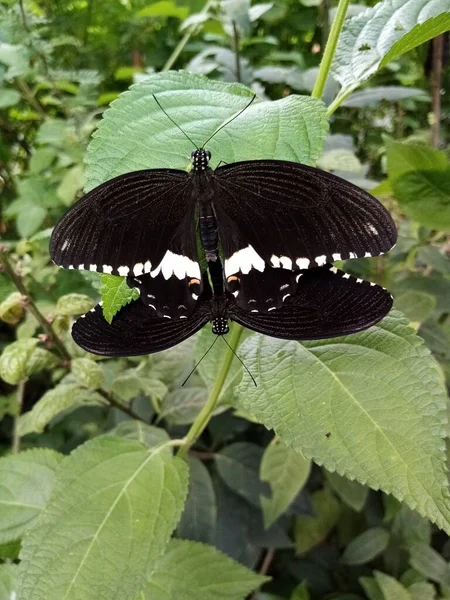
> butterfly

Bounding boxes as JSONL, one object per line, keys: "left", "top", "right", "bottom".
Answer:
{"left": 72, "top": 263, "right": 393, "bottom": 356}
{"left": 50, "top": 97, "right": 397, "bottom": 319}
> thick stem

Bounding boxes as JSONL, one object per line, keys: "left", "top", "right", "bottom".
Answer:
{"left": 177, "top": 323, "right": 244, "bottom": 458}
{"left": 311, "top": 0, "right": 351, "bottom": 100}
{"left": 431, "top": 34, "right": 444, "bottom": 149}
{"left": 11, "top": 381, "right": 25, "bottom": 454}
{"left": 0, "top": 250, "right": 72, "bottom": 362}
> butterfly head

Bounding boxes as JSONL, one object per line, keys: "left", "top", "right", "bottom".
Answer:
{"left": 191, "top": 149, "right": 211, "bottom": 171}
{"left": 212, "top": 316, "right": 229, "bottom": 336}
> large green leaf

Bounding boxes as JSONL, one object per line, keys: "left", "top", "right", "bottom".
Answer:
{"left": 331, "top": 0, "right": 450, "bottom": 101}
{"left": 260, "top": 438, "right": 311, "bottom": 528}
{"left": 18, "top": 437, "right": 189, "bottom": 600}
{"left": 0, "top": 449, "right": 63, "bottom": 544}
{"left": 386, "top": 141, "right": 449, "bottom": 181}
{"left": 101, "top": 274, "right": 139, "bottom": 323}
{"left": 236, "top": 311, "right": 450, "bottom": 534}
{"left": 139, "top": 539, "right": 268, "bottom": 599}
{"left": 85, "top": 71, "right": 328, "bottom": 190}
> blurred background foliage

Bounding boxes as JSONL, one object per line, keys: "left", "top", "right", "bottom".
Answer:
{"left": 0, "top": 1, "right": 450, "bottom": 599}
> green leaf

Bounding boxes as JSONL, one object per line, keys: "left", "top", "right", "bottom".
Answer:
{"left": 409, "top": 543, "right": 450, "bottom": 585}
{"left": 393, "top": 170, "right": 450, "bottom": 231}
{"left": 395, "top": 291, "right": 436, "bottom": 323}
{"left": 392, "top": 506, "right": 431, "bottom": 548}
{"left": 342, "top": 86, "right": 428, "bottom": 108}
{"left": 236, "top": 311, "right": 450, "bottom": 535}
{"left": 136, "top": 1, "right": 190, "bottom": 19}
{"left": 373, "top": 571, "right": 412, "bottom": 600}
{"left": 222, "top": 0, "right": 251, "bottom": 30}
{"left": 56, "top": 164, "right": 85, "bottom": 206}
{"left": 56, "top": 293, "right": 96, "bottom": 316}
{"left": 332, "top": 1, "right": 450, "bottom": 100}
{"left": 18, "top": 437, "right": 189, "bottom": 600}
{"left": 101, "top": 275, "right": 139, "bottom": 323}
{"left": 0, "top": 339, "right": 39, "bottom": 384}
{"left": 112, "top": 369, "right": 168, "bottom": 403}
{"left": 0, "top": 538, "right": 21, "bottom": 559}
{"left": 16, "top": 203, "right": 47, "bottom": 238}
{"left": 29, "top": 147, "right": 56, "bottom": 173}
{"left": 386, "top": 141, "right": 448, "bottom": 181}
{"left": 324, "top": 470, "right": 368, "bottom": 512}
{"left": 0, "top": 449, "right": 63, "bottom": 544}
{"left": 290, "top": 582, "right": 310, "bottom": 600}
{"left": 0, "top": 564, "right": 17, "bottom": 599}
{"left": 140, "top": 539, "right": 268, "bottom": 600}
{"left": 360, "top": 577, "right": 384, "bottom": 600}
{"left": 160, "top": 386, "right": 208, "bottom": 425}
{"left": 71, "top": 358, "right": 104, "bottom": 389}
{"left": 0, "top": 88, "right": 21, "bottom": 108}
{"left": 408, "top": 582, "right": 436, "bottom": 600}
{"left": 177, "top": 456, "right": 216, "bottom": 544}
{"left": 0, "top": 291, "right": 24, "bottom": 324}
{"left": 85, "top": 72, "right": 328, "bottom": 190}
{"left": 108, "top": 421, "right": 170, "bottom": 449}
{"left": 216, "top": 442, "right": 270, "bottom": 508}
{"left": 294, "top": 487, "right": 340, "bottom": 554}
{"left": 18, "top": 383, "right": 105, "bottom": 436}
{"left": 260, "top": 438, "right": 311, "bottom": 528}
{"left": 341, "top": 527, "right": 390, "bottom": 565}
{"left": 0, "top": 43, "right": 29, "bottom": 78}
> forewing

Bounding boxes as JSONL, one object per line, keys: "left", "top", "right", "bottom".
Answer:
{"left": 213, "top": 161, "right": 397, "bottom": 274}
{"left": 72, "top": 298, "right": 210, "bottom": 356}
{"left": 50, "top": 169, "right": 197, "bottom": 278}
{"left": 231, "top": 266, "right": 393, "bottom": 340}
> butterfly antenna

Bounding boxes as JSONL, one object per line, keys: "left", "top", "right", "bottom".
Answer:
{"left": 202, "top": 94, "right": 256, "bottom": 148}
{"left": 153, "top": 94, "right": 199, "bottom": 150}
{"left": 221, "top": 336, "right": 257, "bottom": 387}
{"left": 181, "top": 335, "right": 219, "bottom": 387}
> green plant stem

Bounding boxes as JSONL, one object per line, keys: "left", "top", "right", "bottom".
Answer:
{"left": 177, "top": 323, "right": 244, "bottom": 459}
{"left": 232, "top": 21, "right": 242, "bottom": 83}
{"left": 162, "top": 0, "right": 214, "bottom": 71}
{"left": 311, "top": 0, "right": 351, "bottom": 101}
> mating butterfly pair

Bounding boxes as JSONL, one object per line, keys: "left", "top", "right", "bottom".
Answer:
{"left": 50, "top": 103, "right": 397, "bottom": 355}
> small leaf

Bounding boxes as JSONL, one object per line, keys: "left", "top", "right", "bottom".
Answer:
{"left": 16, "top": 203, "right": 47, "bottom": 238}
{"left": 408, "top": 582, "right": 436, "bottom": 600}
{"left": 71, "top": 357, "right": 104, "bottom": 389}
{"left": 341, "top": 527, "right": 390, "bottom": 565}
{"left": 177, "top": 456, "right": 216, "bottom": 544}
{"left": 260, "top": 438, "right": 311, "bottom": 528}
{"left": 26, "top": 347, "right": 58, "bottom": 376}
{"left": 294, "top": 487, "right": 341, "bottom": 554}
{"left": 136, "top": 1, "right": 189, "bottom": 19}
{"left": 0, "top": 339, "right": 39, "bottom": 384}
{"left": 56, "top": 164, "right": 85, "bottom": 206}
{"left": 0, "top": 449, "right": 63, "bottom": 544}
{"left": 409, "top": 543, "right": 450, "bottom": 585}
{"left": 112, "top": 370, "right": 167, "bottom": 403}
{"left": 108, "top": 421, "right": 169, "bottom": 448}
{"left": 56, "top": 293, "right": 96, "bottom": 316}
{"left": 0, "top": 88, "right": 21, "bottom": 108}
{"left": 101, "top": 275, "right": 139, "bottom": 323}
{"left": 18, "top": 437, "right": 189, "bottom": 600}
{"left": 373, "top": 571, "right": 412, "bottom": 600}
{"left": 395, "top": 291, "right": 436, "bottom": 324}
{"left": 216, "top": 442, "right": 270, "bottom": 508}
{"left": 324, "top": 470, "right": 368, "bottom": 512}
{"left": 0, "top": 291, "right": 25, "bottom": 324}
{"left": 160, "top": 386, "right": 208, "bottom": 425}
{"left": 332, "top": 0, "right": 450, "bottom": 100}
{"left": 290, "top": 582, "right": 310, "bottom": 600}
{"left": 141, "top": 539, "right": 269, "bottom": 599}
{"left": 386, "top": 141, "right": 448, "bottom": 181}
{"left": 359, "top": 576, "right": 384, "bottom": 600}
{"left": 18, "top": 383, "right": 105, "bottom": 435}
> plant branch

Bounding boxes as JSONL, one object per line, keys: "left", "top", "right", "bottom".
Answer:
{"left": 14, "top": 77, "right": 46, "bottom": 119}
{"left": 251, "top": 548, "right": 275, "bottom": 599}
{"left": 0, "top": 249, "right": 72, "bottom": 362}
{"left": 96, "top": 389, "right": 148, "bottom": 423}
{"left": 232, "top": 21, "right": 242, "bottom": 83}
{"left": 12, "top": 381, "right": 25, "bottom": 454}
{"left": 162, "top": 0, "right": 214, "bottom": 71}
{"left": 311, "top": 0, "right": 351, "bottom": 100}
{"left": 431, "top": 34, "right": 444, "bottom": 148}
{"left": 177, "top": 323, "right": 244, "bottom": 459}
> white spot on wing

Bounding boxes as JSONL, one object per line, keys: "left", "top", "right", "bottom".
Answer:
{"left": 367, "top": 223, "right": 379, "bottom": 235}
{"left": 315, "top": 255, "right": 327, "bottom": 266}
{"left": 332, "top": 253, "right": 341, "bottom": 261}
{"left": 296, "top": 258, "right": 310, "bottom": 270}
{"left": 68, "top": 265, "right": 74, "bottom": 270}
{"left": 356, "top": 278, "right": 363, "bottom": 283}
{"left": 133, "top": 263, "right": 144, "bottom": 276}
{"left": 78, "top": 263, "right": 85, "bottom": 270}
{"left": 144, "top": 260, "right": 151, "bottom": 273}
{"left": 268, "top": 307, "right": 276, "bottom": 312}
{"left": 103, "top": 265, "right": 113, "bottom": 274}
{"left": 151, "top": 250, "right": 200, "bottom": 280}
{"left": 89, "top": 264, "right": 97, "bottom": 272}
{"left": 61, "top": 240, "right": 69, "bottom": 251}
{"left": 270, "top": 255, "right": 280, "bottom": 268}
{"left": 343, "top": 273, "right": 351, "bottom": 279}
{"left": 282, "top": 293, "right": 291, "bottom": 301}
{"left": 118, "top": 266, "right": 129, "bottom": 276}
{"left": 364, "top": 252, "right": 372, "bottom": 258}
{"left": 280, "top": 256, "right": 292, "bottom": 269}
{"left": 330, "top": 267, "right": 338, "bottom": 274}
{"left": 225, "top": 245, "right": 265, "bottom": 277}
{"left": 348, "top": 252, "right": 357, "bottom": 259}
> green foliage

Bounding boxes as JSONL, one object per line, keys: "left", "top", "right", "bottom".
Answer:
{"left": 0, "top": 0, "right": 450, "bottom": 598}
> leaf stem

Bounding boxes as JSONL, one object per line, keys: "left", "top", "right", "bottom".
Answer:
{"left": 162, "top": 0, "right": 214, "bottom": 72}
{"left": 0, "top": 249, "right": 72, "bottom": 362}
{"left": 177, "top": 323, "right": 244, "bottom": 458}
{"left": 311, "top": 0, "right": 351, "bottom": 100}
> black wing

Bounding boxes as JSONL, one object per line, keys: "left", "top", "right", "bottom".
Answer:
{"left": 212, "top": 161, "right": 397, "bottom": 277}
{"left": 230, "top": 266, "right": 392, "bottom": 339}
{"left": 72, "top": 296, "right": 210, "bottom": 357}
{"left": 50, "top": 169, "right": 201, "bottom": 280}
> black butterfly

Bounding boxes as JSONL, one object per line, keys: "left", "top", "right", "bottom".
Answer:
{"left": 50, "top": 99, "right": 397, "bottom": 318}
{"left": 72, "top": 264, "right": 393, "bottom": 356}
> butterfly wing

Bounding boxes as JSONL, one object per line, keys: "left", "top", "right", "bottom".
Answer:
{"left": 212, "top": 161, "right": 397, "bottom": 277}
{"left": 50, "top": 169, "right": 200, "bottom": 280}
{"left": 230, "top": 266, "right": 392, "bottom": 339}
{"left": 72, "top": 297, "right": 210, "bottom": 356}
